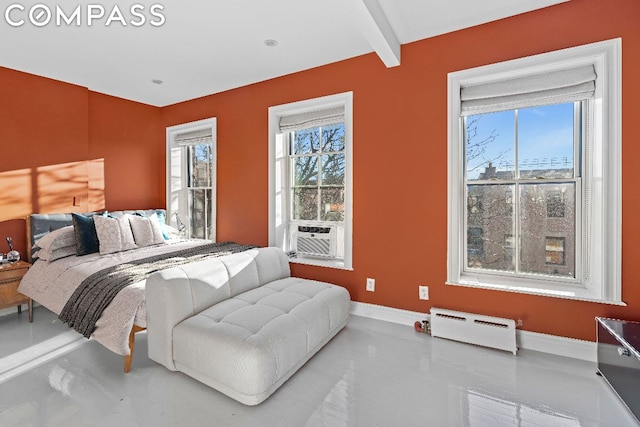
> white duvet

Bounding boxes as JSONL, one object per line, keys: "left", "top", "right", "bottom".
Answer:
{"left": 18, "top": 239, "right": 211, "bottom": 356}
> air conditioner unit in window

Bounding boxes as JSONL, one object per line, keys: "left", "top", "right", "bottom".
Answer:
{"left": 296, "top": 225, "right": 337, "bottom": 258}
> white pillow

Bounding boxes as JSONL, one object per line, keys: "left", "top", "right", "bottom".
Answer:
{"left": 94, "top": 214, "right": 137, "bottom": 254}
{"left": 34, "top": 226, "right": 76, "bottom": 252}
{"left": 129, "top": 213, "right": 165, "bottom": 247}
{"left": 163, "top": 224, "right": 184, "bottom": 240}
{"left": 35, "top": 246, "right": 77, "bottom": 262}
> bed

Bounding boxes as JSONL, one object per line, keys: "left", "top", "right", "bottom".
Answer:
{"left": 18, "top": 209, "right": 254, "bottom": 372}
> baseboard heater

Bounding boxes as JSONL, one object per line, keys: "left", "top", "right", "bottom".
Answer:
{"left": 430, "top": 308, "right": 517, "bottom": 355}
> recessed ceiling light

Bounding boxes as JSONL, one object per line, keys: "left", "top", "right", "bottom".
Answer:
{"left": 264, "top": 39, "right": 278, "bottom": 47}
{"left": 151, "top": 79, "right": 163, "bottom": 85}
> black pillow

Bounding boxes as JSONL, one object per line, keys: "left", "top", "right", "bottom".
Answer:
{"left": 72, "top": 213, "right": 99, "bottom": 256}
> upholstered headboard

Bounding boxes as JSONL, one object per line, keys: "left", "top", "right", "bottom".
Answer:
{"left": 26, "top": 209, "right": 167, "bottom": 263}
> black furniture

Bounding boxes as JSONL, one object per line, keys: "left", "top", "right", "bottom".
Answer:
{"left": 596, "top": 317, "right": 640, "bottom": 423}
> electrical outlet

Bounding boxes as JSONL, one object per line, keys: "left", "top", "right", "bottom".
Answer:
{"left": 366, "top": 278, "right": 375, "bottom": 292}
{"left": 418, "top": 285, "right": 429, "bottom": 300}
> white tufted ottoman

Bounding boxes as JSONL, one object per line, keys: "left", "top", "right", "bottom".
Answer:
{"left": 146, "top": 247, "right": 350, "bottom": 405}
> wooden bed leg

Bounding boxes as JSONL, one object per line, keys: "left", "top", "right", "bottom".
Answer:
{"left": 124, "top": 325, "right": 145, "bottom": 373}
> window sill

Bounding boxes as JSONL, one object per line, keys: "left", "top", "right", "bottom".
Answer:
{"left": 288, "top": 256, "right": 353, "bottom": 271}
{"left": 446, "top": 280, "right": 626, "bottom": 306}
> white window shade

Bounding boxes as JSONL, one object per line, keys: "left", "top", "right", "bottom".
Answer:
{"left": 278, "top": 106, "right": 344, "bottom": 132}
{"left": 174, "top": 128, "right": 212, "bottom": 146}
{"left": 460, "top": 65, "right": 596, "bottom": 116}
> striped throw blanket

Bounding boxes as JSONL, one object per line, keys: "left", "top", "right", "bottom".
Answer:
{"left": 59, "top": 241, "right": 256, "bottom": 338}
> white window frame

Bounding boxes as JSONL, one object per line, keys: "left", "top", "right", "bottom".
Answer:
{"left": 269, "top": 92, "right": 353, "bottom": 270}
{"left": 447, "top": 39, "right": 622, "bottom": 304}
{"left": 166, "top": 117, "right": 217, "bottom": 241}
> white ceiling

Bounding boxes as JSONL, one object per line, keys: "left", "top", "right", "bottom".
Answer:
{"left": 0, "top": 0, "right": 566, "bottom": 107}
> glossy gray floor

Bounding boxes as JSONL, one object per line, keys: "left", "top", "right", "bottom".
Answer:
{"left": 0, "top": 307, "right": 637, "bottom": 427}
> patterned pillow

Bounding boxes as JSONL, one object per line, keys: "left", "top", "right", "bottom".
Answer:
{"left": 94, "top": 214, "right": 137, "bottom": 254}
{"left": 129, "top": 213, "right": 165, "bottom": 247}
{"left": 34, "top": 226, "right": 76, "bottom": 252}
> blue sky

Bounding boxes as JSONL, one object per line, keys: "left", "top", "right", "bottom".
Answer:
{"left": 466, "top": 102, "right": 575, "bottom": 180}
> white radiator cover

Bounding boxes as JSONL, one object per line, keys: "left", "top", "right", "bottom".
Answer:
{"left": 430, "top": 308, "right": 517, "bottom": 355}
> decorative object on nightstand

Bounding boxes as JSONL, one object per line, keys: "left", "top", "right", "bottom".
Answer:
{"left": 0, "top": 260, "right": 32, "bottom": 322}
{"left": 5, "top": 236, "right": 20, "bottom": 262}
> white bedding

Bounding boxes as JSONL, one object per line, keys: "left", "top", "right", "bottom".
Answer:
{"left": 18, "top": 239, "right": 212, "bottom": 356}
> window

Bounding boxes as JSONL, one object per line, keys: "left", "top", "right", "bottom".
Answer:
{"left": 269, "top": 92, "right": 353, "bottom": 269}
{"left": 185, "top": 144, "right": 214, "bottom": 239}
{"left": 546, "top": 237, "right": 566, "bottom": 266}
{"left": 290, "top": 123, "right": 345, "bottom": 222}
{"left": 504, "top": 189, "right": 513, "bottom": 217}
{"left": 447, "top": 39, "right": 622, "bottom": 304}
{"left": 464, "top": 104, "right": 577, "bottom": 278}
{"left": 467, "top": 193, "right": 483, "bottom": 216}
{"left": 166, "top": 118, "right": 216, "bottom": 240}
{"left": 546, "top": 190, "right": 565, "bottom": 218}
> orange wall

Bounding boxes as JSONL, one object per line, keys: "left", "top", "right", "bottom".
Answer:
{"left": 88, "top": 92, "right": 164, "bottom": 210}
{"left": 0, "top": 69, "right": 162, "bottom": 257}
{"left": 161, "top": 0, "right": 640, "bottom": 341}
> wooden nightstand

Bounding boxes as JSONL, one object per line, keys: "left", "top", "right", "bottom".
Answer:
{"left": 0, "top": 261, "right": 32, "bottom": 322}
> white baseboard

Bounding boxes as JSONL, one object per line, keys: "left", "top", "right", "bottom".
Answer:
{"left": 350, "top": 302, "right": 596, "bottom": 363}
{"left": 350, "top": 302, "right": 429, "bottom": 326}
{"left": 517, "top": 329, "right": 596, "bottom": 362}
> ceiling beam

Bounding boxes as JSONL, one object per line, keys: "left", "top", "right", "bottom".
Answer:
{"left": 354, "top": 0, "right": 401, "bottom": 67}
